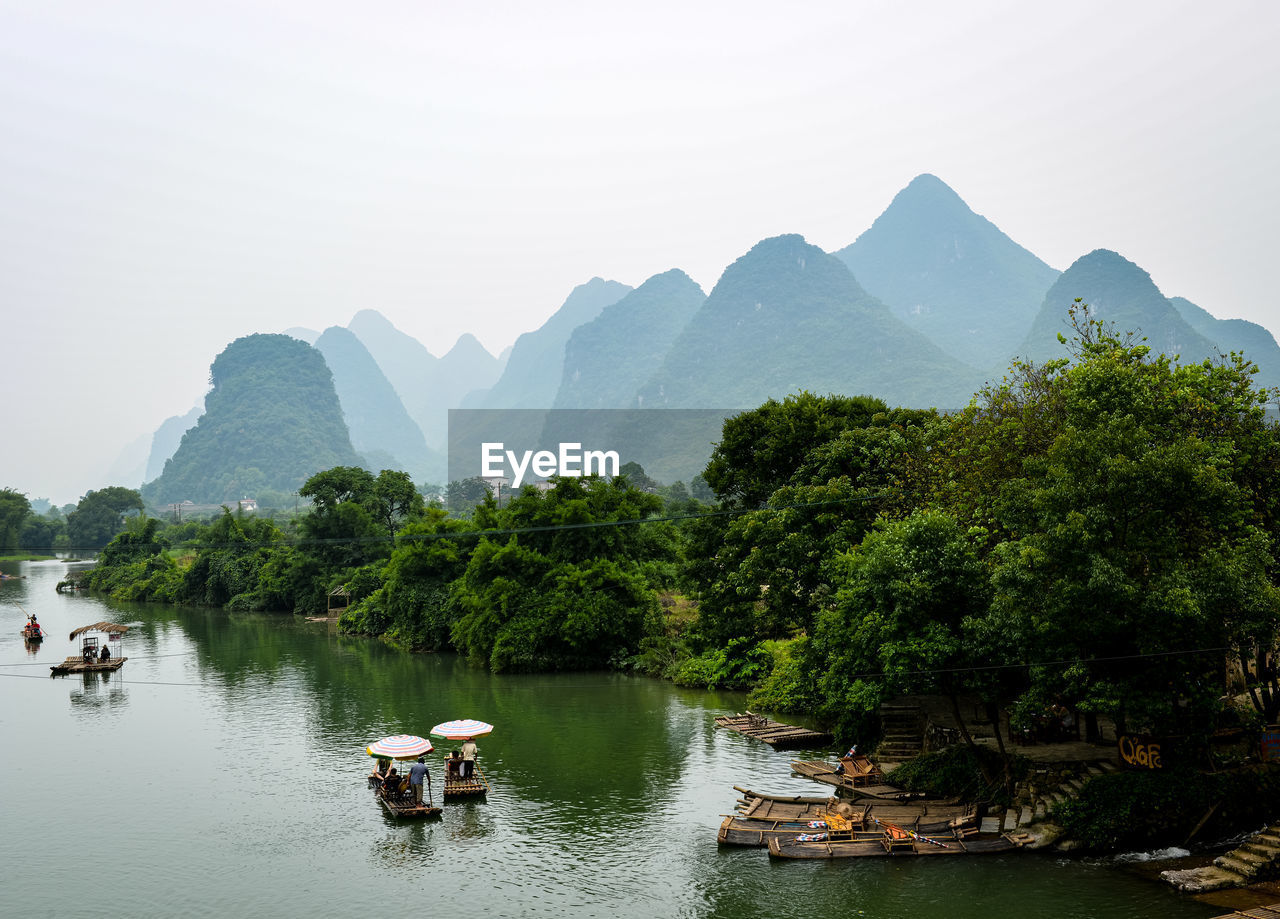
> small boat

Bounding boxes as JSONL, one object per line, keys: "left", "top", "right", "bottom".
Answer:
{"left": 767, "top": 829, "right": 1022, "bottom": 859}
{"left": 431, "top": 720, "right": 494, "bottom": 799}
{"left": 442, "top": 761, "right": 490, "bottom": 797}
{"left": 22, "top": 622, "right": 44, "bottom": 641}
{"left": 375, "top": 781, "right": 442, "bottom": 819}
{"left": 719, "top": 787, "right": 979, "bottom": 847}
{"left": 366, "top": 735, "right": 442, "bottom": 819}
{"left": 766, "top": 815, "right": 1024, "bottom": 859}
{"left": 714, "top": 712, "right": 832, "bottom": 748}
{"left": 50, "top": 622, "right": 128, "bottom": 675}
{"left": 790, "top": 758, "right": 928, "bottom": 800}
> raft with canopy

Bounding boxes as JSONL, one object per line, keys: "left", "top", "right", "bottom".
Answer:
{"left": 366, "top": 734, "right": 441, "bottom": 819}
{"left": 50, "top": 622, "right": 128, "bottom": 675}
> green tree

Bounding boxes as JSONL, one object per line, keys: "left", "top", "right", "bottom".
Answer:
{"left": 692, "top": 409, "right": 933, "bottom": 646}
{"left": 957, "top": 317, "right": 1280, "bottom": 738}
{"left": 369, "top": 469, "right": 424, "bottom": 538}
{"left": 703, "top": 393, "right": 891, "bottom": 507}
{"left": 447, "top": 476, "right": 668, "bottom": 671}
{"left": 0, "top": 489, "right": 31, "bottom": 551}
{"left": 342, "top": 507, "right": 476, "bottom": 649}
{"left": 66, "top": 487, "right": 144, "bottom": 548}
{"left": 811, "top": 511, "right": 992, "bottom": 746}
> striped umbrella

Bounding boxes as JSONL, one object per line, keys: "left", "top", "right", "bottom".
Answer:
{"left": 366, "top": 734, "right": 434, "bottom": 760}
{"left": 429, "top": 719, "right": 494, "bottom": 740}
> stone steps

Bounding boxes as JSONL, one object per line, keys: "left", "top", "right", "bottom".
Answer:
{"left": 1165, "top": 823, "right": 1280, "bottom": 892}
{"left": 875, "top": 704, "right": 924, "bottom": 760}
{"left": 1215, "top": 853, "right": 1261, "bottom": 878}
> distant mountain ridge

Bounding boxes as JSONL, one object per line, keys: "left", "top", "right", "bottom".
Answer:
{"left": 553, "top": 269, "right": 705, "bottom": 409}
{"left": 347, "top": 310, "right": 503, "bottom": 448}
{"left": 313, "top": 326, "right": 444, "bottom": 482}
{"left": 834, "top": 173, "right": 1060, "bottom": 372}
{"left": 144, "top": 404, "right": 202, "bottom": 482}
{"left": 636, "top": 234, "right": 983, "bottom": 411}
{"left": 132, "top": 175, "right": 1280, "bottom": 500}
{"left": 1019, "top": 249, "right": 1220, "bottom": 365}
{"left": 466, "top": 277, "right": 632, "bottom": 409}
{"left": 1169, "top": 296, "right": 1280, "bottom": 389}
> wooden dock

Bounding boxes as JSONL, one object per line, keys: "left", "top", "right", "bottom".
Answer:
{"left": 714, "top": 712, "right": 832, "bottom": 749}
{"left": 790, "top": 759, "right": 926, "bottom": 800}
{"left": 1211, "top": 906, "right": 1280, "bottom": 919}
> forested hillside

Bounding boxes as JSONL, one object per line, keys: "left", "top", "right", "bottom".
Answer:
{"left": 1020, "top": 249, "right": 1218, "bottom": 364}
{"left": 553, "top": 269, "right": 705, "bottom": 409}
{"left": 142, "top": 334, "right": 360, "bottom": 504}
{"left": 1170, "top": 295, "right": 1280, "bottom": 389}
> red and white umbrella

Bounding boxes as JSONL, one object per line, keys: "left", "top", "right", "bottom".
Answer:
{"left": 366, "top": 734, "right": 434, "bottom": 760}
{"left": 430, "top": 719, "right": 494, "bottom": 740}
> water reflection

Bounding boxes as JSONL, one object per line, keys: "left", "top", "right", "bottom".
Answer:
{"left": 68, "top": 669, "right": 128, "bottom": 713}
{"left": 371, "top": 819, "right": 438, "bottom": 872}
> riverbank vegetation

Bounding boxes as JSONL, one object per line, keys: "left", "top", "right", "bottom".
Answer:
{"left": 59, "top": 314, "right": 1280, "bottom": 798}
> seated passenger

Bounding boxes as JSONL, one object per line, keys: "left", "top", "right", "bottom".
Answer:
{"left": 382, "top": 768, "right": 400, "bottom": 795}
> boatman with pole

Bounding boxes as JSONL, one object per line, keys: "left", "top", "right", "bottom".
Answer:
{"left": 408, "top": 756, "right": 430, "bottom": 805}
{"left": 460, "top": 737, "right": 478, "bottom": 779}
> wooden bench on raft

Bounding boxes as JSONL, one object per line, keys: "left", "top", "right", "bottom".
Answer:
{"left": 839, "top": 752, "right": 884, "bottom": 787}
{"left": 880, "top": 823, "right": 917, "bottom": 854}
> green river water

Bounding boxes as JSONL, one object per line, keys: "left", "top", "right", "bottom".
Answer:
{"left": 0, "top": 560, "right": 1222, "bottom": 918}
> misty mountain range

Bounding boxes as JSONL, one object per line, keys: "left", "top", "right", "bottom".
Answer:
{"left": 123, "top": 174, "right": 1280, "bottom": 502}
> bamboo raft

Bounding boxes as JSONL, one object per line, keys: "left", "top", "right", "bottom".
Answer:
{"left": 790, "top": 759, "right": 926, "bottom": 800}
{"left": 713, "top": 712, "right": 832, "bottom": 749}
{"left": 1210, "top": 905, "right": 1280, "bottom": 919}
{"left": 719, "top": 787, "right": 978, "bottom": 847}
{"left": 767, "top": 829, "right": 1022, "bottom": 859}
{"left": 375, "top": 786, "right": 441, "bottom": 819}
{"left": 443, "top": 764, "right": 490, "bottom": 798}
{"left": 50, "top": 657, "right": 127, "bottom": 675}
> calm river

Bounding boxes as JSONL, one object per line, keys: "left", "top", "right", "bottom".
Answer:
{"left": 1, "top": 560, "right": 1220, "bottom": 918}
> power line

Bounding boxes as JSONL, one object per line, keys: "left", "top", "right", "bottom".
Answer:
{"left": 19, "top": 493, "right": 888, "bottom": 554}
{"left": 844, "top": 645, "right": 1234, "bottom": 681}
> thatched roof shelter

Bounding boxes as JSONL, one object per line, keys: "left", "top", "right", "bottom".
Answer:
{"left": 68, "top": 622, "right": 130, "bottom": 640}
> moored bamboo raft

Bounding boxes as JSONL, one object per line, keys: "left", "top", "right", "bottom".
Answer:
{"left": 790, "top": 759, "right": 926, "bottom": 800}
{"left": 767, "top": 830, "right": 1022, "bottom": 859}
{"left": 713, "top": 712, "right": 832, "bottom": 749}
{"left": 1210, "top": 905, "right": 1280, "bottom": 919}
{"left": 719, "top": 787, "right": 979, "bottom": 847}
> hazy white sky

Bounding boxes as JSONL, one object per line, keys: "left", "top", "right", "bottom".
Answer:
{"left": 2, "top": 0, "right": 1277, "bottom": 504}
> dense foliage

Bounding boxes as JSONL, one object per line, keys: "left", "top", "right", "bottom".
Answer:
{"left": 1054, "top": 766, "right": 1280, "bottom": 851}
